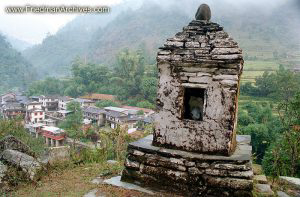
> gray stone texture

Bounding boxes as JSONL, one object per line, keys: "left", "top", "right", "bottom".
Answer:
{"left": 0, "top": 149, "right": 42, "bottom": 181}
{"left": 153, "top": 20, "right": 243, "bottom": 156}
{"left": 0, "top": 135, "right": 35, "bottom": 157}
{"left": 121, "top": 135, "right": 253, "bottom": 196}
{"left": 279, "top": 176, "right": 300, "bottom": 189}
{"left": 254, "top": 175, "right": 268, "bottom": 184}
{"left": 277, "top": 191, "right": 290, "bottom": 197}
{"left": 0, "top": 161, "right": 7, "bottom": 183}
{"left": 254, "top": 184, "right": 274, "bottom": 196}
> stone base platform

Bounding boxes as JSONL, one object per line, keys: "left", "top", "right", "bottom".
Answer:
{"left": 121, "top": 135, "right": 253, "bottom": 197}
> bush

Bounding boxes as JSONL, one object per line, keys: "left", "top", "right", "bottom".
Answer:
{"left": 0, "top": 118, "right": 46, "bottom": 156}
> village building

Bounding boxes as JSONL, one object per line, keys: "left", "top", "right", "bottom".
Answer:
{"left": 27, "top": 109, "right": 45, "bottom": 123}
{"left": 73, "top": 98, "right": 95, "bottom": 108}
{"left": 0, "top": 92, "right": 16, "bottom": 105}
{"left": 104, "top": 107, "right": 144, "bottom": 130}
{"left": 41, "top": 126, "right": 66, "bottom": 147}
{"left": 39, "top": 95, "right": 59, "bottom": 112}
{"left": 121, "top": 106, "right": 155, "bottom": 116}
{"left": 121, "top": 5, "right": 253, "bottom": 196}
{"left": 56, "top": 110, "right": 72, "bottom": 118}
{"left": 83, "top": 106, "right": 106, "bottom": 126}
{"left": 26, "top": 101, "right": 43, "bottom": 111}
{"left": 42, "top": 119, "right": 57, "bottom": 127}
{"left": 58, "top": 96, "right": 73, "bottom": 110}
{"left": 81, "top": 93, "right": 116, "bottom": 102}
{"left": 25, "top": 122, "right": 45, "bottom": 138}
{"left": 1, "top": 101, "right": 25, "bottom": 119}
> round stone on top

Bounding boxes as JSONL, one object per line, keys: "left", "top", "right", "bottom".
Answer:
{"left": 195, "top": 4, "right": 211, "bottom": 21}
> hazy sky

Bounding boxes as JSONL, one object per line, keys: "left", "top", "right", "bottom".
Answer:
{"left": 0, "top": 0, "right": 291, "bottom": 45}
{"left": 0, "top": 0, "right": 121, "bottom": 44}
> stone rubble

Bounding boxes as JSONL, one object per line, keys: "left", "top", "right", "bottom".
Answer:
{"left": 0, "top": 161, "right": 7, "bottom": 184}
{"left": 0, "top": 135, "right": 35, "bottom": 157}
{"left": 0, "top": 149, "right": 42, "bottom": 181}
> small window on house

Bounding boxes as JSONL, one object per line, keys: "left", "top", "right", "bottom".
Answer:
{"left": 40, "top": 112, "right": 43, "bottom": 115}
{"left": 183, "top": 88, "right": 205, "bottom": 121}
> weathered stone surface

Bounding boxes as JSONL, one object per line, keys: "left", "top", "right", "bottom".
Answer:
{"left": 204, "top": 175, "right": 253, "bottom": 190}
{"left": 189, "top": 76, "right": 212, "bottom": 83}
{"left": 164, "top": 41, "right": 184, "bottom": 48}
{"left": 122, "top": 16, "right": 247, "bottom": 196}
{"left": 213, "top": 74, "right": 238, "bottom": 81}
{"left": 213, "top": 163, "right": 251, "bottom": 171}
{"left": 131, "top": 135, "right": 251, "bottom": 161}
{"left": 0, "top": 135, "right": 35, "bottom": 157}
{"left": 0, "top": 161, "right": 7, "bottom": 183}
{"left": 185, "top": 41, "right": 200, "bottom": 48}
{"left": 254, "top": 175, "right": 268, "bottom": 184}
{"left": 121, "top": 135, "right": 253, "bottom": 196}
{"left": 104, "top": 176, "right": 155, "bottom": 195}
{"left": 188, "top": 167, "right": 203, "bottom": 175}
{"left": 277, "top": 191, "right": 290, "bottom": 197}
{"left": 0, "top": 149, "right": 42, "bottom": 181}
{"left": 255, "top": 184, "right": 274, "bottom": 196}
{"left": 212, "top": 54, "right": 243, "bottom": 60}
{"left": 124, "top": 159, "right": 140, "bottom": 170}
{"left": 279, "top": 176, "right": 300, "bottom": 189}
{"left": 205, "top": 169, "right": 253, "bottom": 179}
{"left": 211, "top": 48, "right": 242, "bottom": 55}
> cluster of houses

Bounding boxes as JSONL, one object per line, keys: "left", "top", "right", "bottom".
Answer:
{"left": 0, "top": 92, "right": 155, "bottom": 148}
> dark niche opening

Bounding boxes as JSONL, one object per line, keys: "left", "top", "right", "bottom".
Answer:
{"left": 183, "top": 88, "right": 205, "bottom": 121}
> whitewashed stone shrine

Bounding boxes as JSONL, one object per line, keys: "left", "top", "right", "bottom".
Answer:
{"left": 121, "top": 4, "right": 253, "bottom": 196}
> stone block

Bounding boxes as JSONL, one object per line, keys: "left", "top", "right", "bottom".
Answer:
{"left": 124, "top": 159, "right": 140, "bottom": 170}
{"left": 204, "top": 175, "right": 253, "bottom": 190}
{"left": 0, "top": 149, "right": 42, "bottom": 181}
{"left": 254, "top": 175, "right": 268, "bottom": 184}
{"left": 255, "top": 184, "right": 274, "bottom": 196}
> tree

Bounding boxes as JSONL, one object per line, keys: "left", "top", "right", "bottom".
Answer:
{"left": 141, "top": 77, "right": 157, "bottom": 103}
{"left": 60, "top": 101, "right": 84, "bottom": 147}
{"left": 137, "top": 101, "right": 155, "bottom": 109}
{"left": 95, "top": 100, "right": 120, "bottom": 108}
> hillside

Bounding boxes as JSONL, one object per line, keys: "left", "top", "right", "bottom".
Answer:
{"left": 0, "top": 34, "right": 35, "bottom": 94}
{"left": 23, "top": 0, "right": 300, "bottom": 78}
{"left": 6, "top": 35, "right": 32, "bottom": 51}
{"left": 22, "top": 1, "right": 143, "bottom": 78}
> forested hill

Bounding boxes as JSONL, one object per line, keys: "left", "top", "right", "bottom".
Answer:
{"left": 23, "top": 0, "right": 300, "bottom": 78}
{"left": 0, "top": 34, "right": 35, "bottom": 94}
{"left": 22, "top": 1, "right": 143, "bottom": 78}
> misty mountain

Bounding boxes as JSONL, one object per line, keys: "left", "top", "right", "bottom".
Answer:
{"left": 23, "top": 0, "right": 300, "bottom": 77}
{"left": 0, "top": 34, "right": 35, "bottom": 93}
{"left": 6, "top": 35, "right": 32, "bottom": 51}
{"left": 22, "top": 1, "right": 144, "bottom": 77}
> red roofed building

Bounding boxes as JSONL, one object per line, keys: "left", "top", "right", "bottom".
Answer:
{"left": 41, "top": 126, "right": 66, "bottom": 147}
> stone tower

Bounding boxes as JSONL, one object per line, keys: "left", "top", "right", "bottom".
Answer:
{"left": 152, "top": 19, "right": 243, "bottom": 156}
{"left": 121, "top": 5, "right": 253, "bottom": 196}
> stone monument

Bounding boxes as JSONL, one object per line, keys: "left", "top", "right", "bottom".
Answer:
{"left": 121, "top": 4, "right": 253, "bottom": 196}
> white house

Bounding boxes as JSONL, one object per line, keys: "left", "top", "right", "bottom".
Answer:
{"left": 28, "top": 109, "right": 45, "bottom": 123}
{"left": 58, "top": 96, "right": 73, "bottom": 110}
{"left": 26, "top": 101, "right": 43, "bottom": 111}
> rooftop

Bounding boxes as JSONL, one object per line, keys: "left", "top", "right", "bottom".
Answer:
{"left": 83, "top": 106, "right": 106, "bottom": 114}
{"left": 73, "top": 98, "right": 94, "bottom": 103}
{"left": 81, "top": 93, "right": 116, "bottom": 101}
{"left": 121, "top": 106, "right": 154, "bottom": 113}
{"left": 104, "top": 107, "right": 128, "bottom": 113}
{"left": 42, "top": 126, "right": 64, "bottom": 134}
